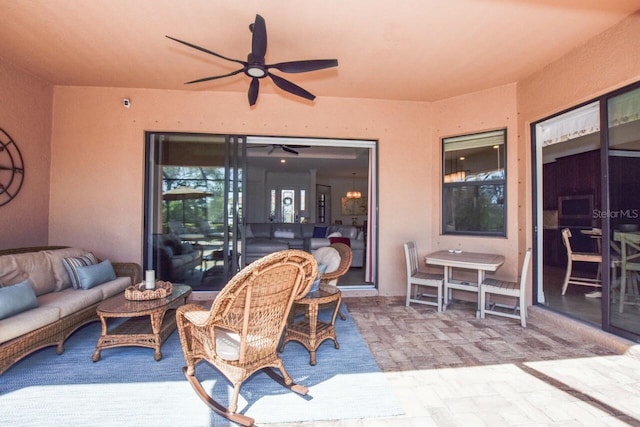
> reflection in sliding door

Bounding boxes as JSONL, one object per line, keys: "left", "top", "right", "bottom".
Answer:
{"left": 144, "top": 133, "right": 245, "bottom": 292}
{"left": 606, "top": 86, "right": 640, "bottom": 338}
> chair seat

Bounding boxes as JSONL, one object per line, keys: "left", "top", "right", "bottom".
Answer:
{"left": 412, "top": 271, "right": 444, "bottom": 284}
{"left": 481, "top": 278, "right": 519, "bottom": 293}
{"left": 215, "top": 327, "right": 241, "bottom": 361}
{"left": 571, "top": 252, "right": 601, "bottom": 262}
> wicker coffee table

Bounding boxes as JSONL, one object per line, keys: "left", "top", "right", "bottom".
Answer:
{"left": 92, "top": 284, "right": 192, "bottom": 362}
{"left": 279, "top": 284, "right": 342, "bottom": 365}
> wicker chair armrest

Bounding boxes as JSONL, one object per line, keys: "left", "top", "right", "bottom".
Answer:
{"left": 112, "top": 262, "right": 142, "bottom": 285}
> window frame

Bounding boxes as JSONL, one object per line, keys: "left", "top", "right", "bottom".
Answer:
{"left": 441, "top": 128, "right": 507, "bottom": 237}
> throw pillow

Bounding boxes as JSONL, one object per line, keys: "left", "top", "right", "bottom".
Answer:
{"left": 309, "top": 263, "right": 328, "bottom": 293}
{"left": 0, "top": 279, "right": 39, "bottom": 320}
{"left": 327, "top": 231, "right": 342, "bottom": 238}
{"left": 62, "top": 253, "right": 99, "bottom": 289}
{"left": 75, "top": 260, "right": 117, "bottom": 290}
{"left": 314, "top": 246, "right": 341, "bottom": 273}
{"left": 329, "top": 236, "right": 351, "bottom": 247}
{"left": 312, "top": 226, "right": 328, "bottom": 238}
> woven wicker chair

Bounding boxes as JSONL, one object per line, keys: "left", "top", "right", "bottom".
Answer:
{"left": 314, "top": 243, "right": 352, "bottom": 320}
{"left": 176, "top": 249, "right": 317, "bottom": 427}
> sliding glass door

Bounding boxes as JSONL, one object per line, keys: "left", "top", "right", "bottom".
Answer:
{"left": 606, "top": 86, "right": 640, "bottom": 338}
{"left": 144, "top": 133, "right": 245, "bottom": 291}
{"left": 533, "top": 81, "right": 640, "bottom": 340}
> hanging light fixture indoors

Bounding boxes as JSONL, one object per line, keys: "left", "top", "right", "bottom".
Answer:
{"left": 346, "top": 172, "right": 362, "bottom": 199}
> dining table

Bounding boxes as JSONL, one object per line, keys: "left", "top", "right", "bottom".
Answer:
{"left": 425, "top": 250, "right": 506, "bottom": 317}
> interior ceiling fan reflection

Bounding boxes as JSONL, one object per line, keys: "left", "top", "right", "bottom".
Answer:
{"left": 249, "top": 144, "right": 310, "bottom": 155}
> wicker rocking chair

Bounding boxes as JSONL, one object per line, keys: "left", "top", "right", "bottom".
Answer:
{"left": 176, "top": 249, "right": 317, "bottom": 426}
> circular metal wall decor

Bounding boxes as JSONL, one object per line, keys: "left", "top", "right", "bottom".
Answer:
{"left": 0, "top": 127, "right": 25, "bottom": 207}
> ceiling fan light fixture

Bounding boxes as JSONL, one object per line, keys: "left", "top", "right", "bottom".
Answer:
{"left": 246, "top": 66, "right": 267, "bottom": 78}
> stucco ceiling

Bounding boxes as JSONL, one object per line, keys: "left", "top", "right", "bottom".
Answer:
{"left": 1, "top": 0, "right": 639, "bottom": 103}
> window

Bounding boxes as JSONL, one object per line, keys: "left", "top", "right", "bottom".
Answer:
{"left": 442, "top": 129, "right": 506, "bottom": 235}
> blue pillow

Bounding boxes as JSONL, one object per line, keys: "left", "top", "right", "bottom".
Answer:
{"left": 0, "top": 279, "right": 39, "bottom": 320}
{"left": 313, "top": 226, "right": 328, "bottom": 238}
{"left": 75, "top": 260, "right": 117, "bottom": 290}
{"left": 309, "top": 264, "right": 328, "bottom": 293}
{"left": 62, "top": 253, "right": 99, "bottom": 289}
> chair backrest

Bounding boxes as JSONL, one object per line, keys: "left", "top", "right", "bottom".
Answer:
{"left": 403, "top": 241, "right": 420, "bottom": 278}
{"left": 518, "top": 248, "right": 533, "bottom": 293}
{"left": 314, "top": 243, "right": 352, "bottom": 286}
{"left": 168, "top": 220, "right": 186, "bottom": 235}
{"left": 207, "top": 250, "right": 317, "bottom": 363}
{"left": 561, "top": 228, "right": 573, "bottom": 256}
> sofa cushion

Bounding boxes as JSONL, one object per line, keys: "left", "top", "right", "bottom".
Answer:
{"left": 38, "top": 287, "right": 104, "bottom": 318}
{"left": 249, "top": 223, "right": 272, "bottom": 238}
{"left": 76, "top": 260, "right": 117, "bottom": 290}
{"left": 62, "top": 253, "right": 99, "bottom": 289}
{"left": 0, "top": 305, "right": 61, "bottom": 344}
{"left": 98, "top": 276, "right": 132, "bottom": 299}
{"left": 44, "top": 247, "right": 87, "bottom": 291}
{"left": 274, "top": 229, "right": 295, "bottom": 239}
{"left": 0, "top": 279, "right": 39, "bottom": 320}
{"left": 0, "top": 251, "right": 56, "bottom": 296}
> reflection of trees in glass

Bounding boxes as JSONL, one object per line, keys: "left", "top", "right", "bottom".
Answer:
{"left": 445, "top": 185, "right": 504, "bottom": 233}
{"left": 163, "top": 166, "right": 228, "bottom": 226}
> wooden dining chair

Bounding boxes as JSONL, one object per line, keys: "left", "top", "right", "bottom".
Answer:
{"left": 479, "top": 248, "right": 532, "bottom": 327}
{"left": 617, "top": 232, "right": 640, "bottom": 313}
{"left": 176, "top": 249, "right": 317, "bottom": 427}
{"left": 403, "top": 241, "right": 444, "bottom": 311}
{"left": 561, "top": 228, "right": 602, "bottom": 295}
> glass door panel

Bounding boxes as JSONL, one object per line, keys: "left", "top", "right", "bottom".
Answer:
{"left": 144, "top": 133, "right": 245, "bottom": 291}
{"left": 535, "top": 102, "right": 602, "bottom": 326}
{"left": 607, "top": 86, "right": 640, "bottom": 336}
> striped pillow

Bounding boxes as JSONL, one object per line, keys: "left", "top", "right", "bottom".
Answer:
{"left": 62, "top": 253, "right": 98, "bottom": 290}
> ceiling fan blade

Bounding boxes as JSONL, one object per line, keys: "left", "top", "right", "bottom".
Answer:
{"left": 248, "top": 77, "right": 260, "bottom": 106}
{"left": 268, "top": 59, "right": 338, "bottom": 74}
{"left": 250, "top": 14, "right": 267, "bottom": 63}
{"left": 185, "top": 68, "right": 244, "bottom": 84}
{"left": 166, "top": 35, "right": 245, "bottom": 66}
{"left": 282, "top": 146, "right": 299, "bottom": 155}
{"left": 268, "top": 73, "right": 315, "bottom": 101}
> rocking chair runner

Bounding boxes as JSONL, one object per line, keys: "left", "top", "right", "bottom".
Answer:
{"left": 176, "top": 249, "right": 317, "bottom": 427}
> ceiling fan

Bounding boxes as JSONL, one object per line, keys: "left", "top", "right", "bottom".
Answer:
{"left": 249, "top": 144, "right": 310, "bottom": 155}
{"left": 166, "top": 14, "right": 338, "bottom": 106}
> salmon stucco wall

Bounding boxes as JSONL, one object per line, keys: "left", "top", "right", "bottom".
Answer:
{"left": 0, "top": 59, "right": 53, "bottom": 249}
{"left": 49, "top": 87, "right": 446, "bottom": 295}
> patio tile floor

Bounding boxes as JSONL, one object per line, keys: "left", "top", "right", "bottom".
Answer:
{"left": 281, "top": 296, "right": 640, "bottom": 427}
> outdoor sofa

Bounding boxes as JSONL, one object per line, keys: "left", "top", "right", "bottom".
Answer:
{"left": 0, "top": 246, "right": 141, "bottom": 375}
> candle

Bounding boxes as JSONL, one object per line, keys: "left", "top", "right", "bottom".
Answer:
{"left": 145, "top": 270, "right": 155, "bottom": 290}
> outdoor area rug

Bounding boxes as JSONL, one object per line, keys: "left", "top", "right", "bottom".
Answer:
{"left": 0, "top": 305, "right": 403, "bottom": 426}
